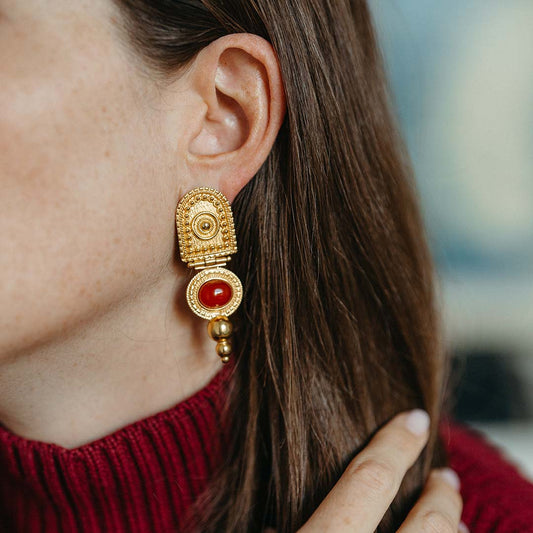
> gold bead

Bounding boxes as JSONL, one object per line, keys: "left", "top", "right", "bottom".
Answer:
{"left": 220, "top": 355, "right": 230, "bottom": 364}
{"left": 207, "top": 316, "right": 233, "bottom": 340}
{"left": 216, "top": 339, "right": 232, "bottom": 357}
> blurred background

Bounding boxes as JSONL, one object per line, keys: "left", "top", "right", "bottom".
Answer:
{"left": 369, "top": 0, "right": 533, "bottom": 479}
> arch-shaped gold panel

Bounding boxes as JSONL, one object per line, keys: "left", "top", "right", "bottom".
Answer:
{"left": 175, "top": 187, "right": 237, "bottom": 268}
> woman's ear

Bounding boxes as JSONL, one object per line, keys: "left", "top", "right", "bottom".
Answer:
{"left": 179, "top": 33, "right": 286, "bottom": 202}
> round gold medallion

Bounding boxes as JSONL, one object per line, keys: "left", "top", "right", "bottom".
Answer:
{"left": 192, "top": 212, "right": 219, "bottom": 240}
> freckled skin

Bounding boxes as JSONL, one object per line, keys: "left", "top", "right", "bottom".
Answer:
{"left": 1, "top": 1, "right": 178, "bottom": 351}
{"left": 0, "top": 0, "right": 218, "bottom": 447}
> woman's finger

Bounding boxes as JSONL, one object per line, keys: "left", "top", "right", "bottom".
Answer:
{"left": 298, "top": 409, "right": 430, "bottom": 532}
{"left": 397, "top": 468, "right": 464, "bottom": 533}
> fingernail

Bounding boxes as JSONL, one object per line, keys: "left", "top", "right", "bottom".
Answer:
{"left": 459, "top": 521, "right": 469, "bottom": 533}
{"left": 438, "top": 468, "right": 461, "bottom": 490}
{"left": 404, "top": 409, "right": 430, "bottom": 435}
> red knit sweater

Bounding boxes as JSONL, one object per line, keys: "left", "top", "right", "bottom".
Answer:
{"left": 1, "top": 360, "right": 533, "bottom": 532}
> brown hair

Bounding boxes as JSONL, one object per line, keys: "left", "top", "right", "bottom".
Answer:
{"left": 111, "top": 0, "right": 448, "bottom": 531}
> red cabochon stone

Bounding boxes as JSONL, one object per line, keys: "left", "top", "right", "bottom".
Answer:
{"left": 198, "top": 279, "right": 232, "bottom": 308}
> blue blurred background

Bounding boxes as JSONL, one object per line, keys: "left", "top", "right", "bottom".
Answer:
{"left": 369, "top": 0, "right": 533, "bottom": 478}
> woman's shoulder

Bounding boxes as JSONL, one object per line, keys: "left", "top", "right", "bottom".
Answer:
{"left": 441, "top": 420, "right": 533, "bottom": 532}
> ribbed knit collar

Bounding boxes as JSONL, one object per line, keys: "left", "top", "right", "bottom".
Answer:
{"left": 5, "top": 360, "right": 533, "bottom": 533}
{"left": 0, "top": 359, "right": 234, "bottom": 533}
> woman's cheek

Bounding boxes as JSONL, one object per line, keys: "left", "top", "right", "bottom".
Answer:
{"left": 0, "top": 5, "right": 171, "bottom": 358}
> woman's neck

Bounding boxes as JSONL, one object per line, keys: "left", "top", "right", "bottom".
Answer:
{"left": 0, "top": 269, "right": 222, "bottom": 449}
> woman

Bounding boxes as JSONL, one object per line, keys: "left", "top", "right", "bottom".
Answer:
{"left": 1, "top": 0, "right": 532, "bottom": 532}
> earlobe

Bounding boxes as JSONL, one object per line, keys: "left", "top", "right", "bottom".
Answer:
{"left": 184, "top": 34, "right": 286, "bottom": 202}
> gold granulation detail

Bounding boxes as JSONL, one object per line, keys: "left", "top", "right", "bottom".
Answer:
{"left": 176, "top": 187, "right": 237, "bottom": 268}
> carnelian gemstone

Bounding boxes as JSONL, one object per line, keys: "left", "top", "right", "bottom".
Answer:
{"left": 198, "top": 279, "right": 232, "bottom": 308}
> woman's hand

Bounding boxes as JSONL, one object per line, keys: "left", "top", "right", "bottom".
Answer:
{"left": 267, "top": 410, "right": 467, "bottom": 532}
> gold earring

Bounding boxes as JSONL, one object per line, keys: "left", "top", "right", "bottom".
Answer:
{"left": 175, "top": 187, "right": 243, "bottom": 363}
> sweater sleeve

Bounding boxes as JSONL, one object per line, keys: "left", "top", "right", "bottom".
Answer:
{"left": 441, "top": 421, "right": 533, "bottom": 532}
